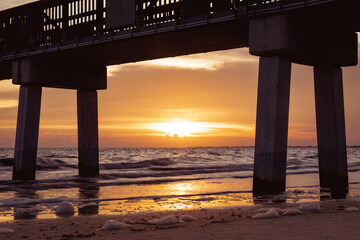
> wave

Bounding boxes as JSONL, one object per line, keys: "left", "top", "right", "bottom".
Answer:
{"left": 0, "top": 176, "right": 216, "bottom": 192}
{"left": 36, "top": 158, "right": 77, "bottom": 170}
{"left": 100, "top": 158, "right": 174, "bottom": 170}
{"left": 97, "top": 167, "right": 245, "bottom": 179}
{"left": 45, "top": 154, "right": 77, "bottom": 159}
{"left": 0, "top": 158, "right": 77, "bottom": 170}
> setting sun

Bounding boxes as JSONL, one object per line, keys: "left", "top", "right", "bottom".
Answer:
{"left": 147, "top": 121, "right": 254, "bottom": 139}
{"left": 149, "top": 121, "right": 212, "bottom": 137}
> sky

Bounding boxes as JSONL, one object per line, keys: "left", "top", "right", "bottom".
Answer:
{"left": 0, "top": 1, "right": 359, "bottom": 148}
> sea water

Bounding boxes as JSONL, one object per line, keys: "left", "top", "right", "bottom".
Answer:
{"left": 0, "top": 147, "right": 359, "bottom": 220}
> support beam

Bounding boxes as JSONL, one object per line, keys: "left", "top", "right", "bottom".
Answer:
{"left": 77, "top": 90, "right": 99, "bottom": 176}
{"left": 253, "top": 56, "right": 292, "bottom": 195}
{"left": 314, "top": 67, "right": 348, "bottom": 197}
{"left": 13, "top": 86, "right": 42, "bottom": 180}
{"left": 12, "top": 58, "right": 107, "bottom": 90}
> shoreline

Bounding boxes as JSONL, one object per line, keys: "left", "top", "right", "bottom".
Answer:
{"left": 0, "top": 199, "right": 359, "bottom": 239}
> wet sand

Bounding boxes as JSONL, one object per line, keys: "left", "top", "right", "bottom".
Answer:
{"left": 0, "top": 200, "right": 359, "bottom": 240}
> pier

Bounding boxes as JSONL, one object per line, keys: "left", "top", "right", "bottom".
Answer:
{"left": 0, "top": 0, "right": 359, "bottom": 196}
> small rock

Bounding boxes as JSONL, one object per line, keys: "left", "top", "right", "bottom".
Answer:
{"left": 0, "top": 228, "right": 14, "bottom": 234}
{"left": 100, "top": 220, "right": 129, "bottom": 230}
{"left": 283, "top": 208, "right": 303, "bottom": 215}
{"left": 345, "top": 207, "right": 359, "bottom": 212}
{"left": 55, "top": 201, "right": 75, "bottom": 215}
{"left": 252, "top": 208, "right": 280, "bottom": 219}
{"left": 147, "top": 215, "right": 177, "bottom": 225}
{"left": 254, "top": 208, "right": 285, "bottom": 215}
{"left": 297, "top": 202, "right": 321, "bottom": 211}
{"left": 179, "top": 215, "right": 197, "bottom": 222}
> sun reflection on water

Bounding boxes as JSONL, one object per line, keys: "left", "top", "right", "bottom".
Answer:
{"left": 168, "top": 182, "right": 199, "bottom": 195}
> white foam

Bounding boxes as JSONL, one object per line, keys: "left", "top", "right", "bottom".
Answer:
{"left": 0, "top": 228, "right": 14, "bottom": 234}
{"left": 283, "top": 208, "right": 303, "bottom": 215}
{"left": 0, "top": 197, "right": 41, "bottom": 207}
{"left": 179, "top": 215, "right": 197, "bottom": 222}
{"left": 101, "top": 220, "right": 129, "bottom": 230}
{"left": 254, "top": 208, "right": 285, "bottom": 215}
{"left": 55, "top": 201, "right": 75, "bottom": 215}
{"left": 42, "top": 196, "right": 71, "bottom": 204}
{"left": 345, "top": 207, "right": 359, "bottom": 212}
{"left": 297, "top": 202, "right": 321, "bottom": 211}
{"left": 14, "top": 206, "right": 39, "bottom": 215}
{"left": 147, "top": 215, "right": 177, "bottom": 225}
{"left": 252, "top": 208, "right": 280, "bottom": 219}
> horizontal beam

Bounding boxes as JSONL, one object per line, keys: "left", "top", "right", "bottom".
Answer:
{"left": 12, "top": 57, "right": 107, "bottom": 90}
{"left": 249, "top": 13, "right": 358, "bottom": 67}
{"left": 0, "top": 19, "right": 249, "bottom": 80}
{"left": 0, "top": 0, "right": 358, "bottom": 81}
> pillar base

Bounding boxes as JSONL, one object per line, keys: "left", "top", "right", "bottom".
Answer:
{"left": 253, "top": 175, "right": 285, "bottom": 196}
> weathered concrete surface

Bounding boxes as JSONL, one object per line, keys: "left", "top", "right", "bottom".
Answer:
{"left": 13, "top": 86, "right": 42, "bottom": 180}
{"left": 12, "top": 57, "right": 107, "bottom": 90}
{"left": 249, "top": 15, "right": 295, "bottom": 57}
{"left": 249, "top": 14, "right": 358, "bottom": 67}
{"left": 253, "top": 56, "right": 292, "bottom": 194}
{"left": 314, "top": 66, "right": 348, "bottom": 197}
{"left": 77, "top": 90, "right": 99, "bottom": 176}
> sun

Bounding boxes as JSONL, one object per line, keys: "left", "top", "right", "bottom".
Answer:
{"left": 149, "top": 121, "right": 211, "bottom": 137}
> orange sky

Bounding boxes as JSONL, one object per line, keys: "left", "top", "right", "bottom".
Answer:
{"left": 0, "top": 2, "right": 359, "bottom": 148}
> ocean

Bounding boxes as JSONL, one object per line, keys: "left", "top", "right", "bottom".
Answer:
{"left": 0, "top": 147, "right": 359, "bottom": 220}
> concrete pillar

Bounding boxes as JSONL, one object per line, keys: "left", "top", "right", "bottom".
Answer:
{"left": 314, "top": 67, "right": 348, "bottom": 197}
{"left": 13, "top": 86, "right": 42, "bottom": 180}
{"left": 77, "top": 90, "right": 99, "bottom": 176}
{"left": 253, "top": 56, "right": 292, "bottom": 194}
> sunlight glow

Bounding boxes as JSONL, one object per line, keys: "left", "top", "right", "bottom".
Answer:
{"left": 145, "top": 58, "right": 218, "bottom": 70}
{"left": 0, "top": 100, "right": 17, "bottom": 109}
{"left": 106, "top": 49, "right": 258, "bottom": 74}
{"left": 148, "top": 121, "right": 253, "bottom": 137}
{"left": 0, "top": 0, "right": 36, "bottom": 11}
{"left": 143, "top": 50, "right": 258, "bottom": 70}
{"left": 170, "top": 183, "right": 197, "bottom": 195}
{"left": 149, "top": 121, "right": 211, "bottom": 137}
{"left": 0, "top": 81, "right": 18, "bottom": 93}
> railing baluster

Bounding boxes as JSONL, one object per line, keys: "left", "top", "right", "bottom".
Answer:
{"left": 63, "top": 2, "right": 69, "bottom": 43}
{"left": 0, "top": 0, "right": 331, "bottom": 55}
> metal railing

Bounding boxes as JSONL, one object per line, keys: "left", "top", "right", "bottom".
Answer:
{"left": 0, "top": 0, "right": 105, "bottom": 54}
{"left": 0, "top": 0, "right": 334, "bottom": 56}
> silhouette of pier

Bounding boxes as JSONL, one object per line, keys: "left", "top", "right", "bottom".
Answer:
{"left": 0, "top": 0, "right": 359, "bottom": 197}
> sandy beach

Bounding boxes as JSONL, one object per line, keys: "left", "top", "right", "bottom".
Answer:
{"left": 0, "top": 200, "right": 359, "bottom": 240}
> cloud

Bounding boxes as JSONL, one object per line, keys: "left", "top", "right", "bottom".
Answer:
{"left": 0, "top": 0, "right": 35, "bottom": 11}
{"left": 107, "top": 49, "right": 258, "bottom": 75}
{"left": 0, "top": 81, "right": 18, "bottom": 93}
{"left": 0, "top": 99, "right": 17, "bottom": 109}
